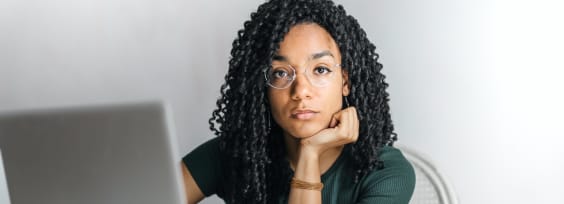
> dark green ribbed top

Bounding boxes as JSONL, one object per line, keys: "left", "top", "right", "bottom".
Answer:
{"left": 183, "top": 137, "right": 415, "bottom": 204}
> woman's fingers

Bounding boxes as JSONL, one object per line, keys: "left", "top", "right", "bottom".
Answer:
{"left": 301, "top": 128, "right": 336, "bottom": 146}
{"left": 350, "top": 107, "right": 359, "bottom": 142}
{"left": 334, "top": 107, "right": 358, "bottom": 143}
{"left": 329, "top": 112, "right": 339, "bottom": 128}
{"left": 302, "top": 107, "right": 359, "bottom": 148}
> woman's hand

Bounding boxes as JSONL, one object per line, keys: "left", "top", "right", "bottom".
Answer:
{"left": 300, "top": 107, "right": 359, "bottom": 157}
{"left": 287, "top": 107, "right": 358, "bottom": 204}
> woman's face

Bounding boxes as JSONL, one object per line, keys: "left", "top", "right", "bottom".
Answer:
{"left": 268, "top": 23, "right": 349, "bottom": 139}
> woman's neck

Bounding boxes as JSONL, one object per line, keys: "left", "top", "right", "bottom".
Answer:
{"left": 283, "top": 132, "right": 344, "bottom": 175}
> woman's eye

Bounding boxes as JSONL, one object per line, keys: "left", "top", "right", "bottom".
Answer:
{"left": 272, "top": 70, "right": 289, "bottom": 78}
{"left": 313, "top": 66, "right": 332, "bottom": 75}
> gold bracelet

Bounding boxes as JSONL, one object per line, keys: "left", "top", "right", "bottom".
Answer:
{"left": 290, "top": 178, "right": 324, "bottom": 191}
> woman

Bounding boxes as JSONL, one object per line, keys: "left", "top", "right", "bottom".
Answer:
{"left": 182, "top": 0, "right": 415, "bottom": 203}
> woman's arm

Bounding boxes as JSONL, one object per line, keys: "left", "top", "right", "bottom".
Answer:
{"left": 288, "top": 107, "right": 359, "bottom": 204}
{"left": 181, "top": 163, "right": 205, "bottom": 204}
{"left": 287, "top": 149, "right": 323, "bottom": 203}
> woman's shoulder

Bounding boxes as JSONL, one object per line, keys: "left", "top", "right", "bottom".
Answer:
{"left": 183, "top": 137, "right": 221, "bottom": 161}
{"left": 182, "top": 137, "right": 223, "bottom": 197}
{"left": 356, "top": 145, "right": 416, "bottom": 202}
{"left": 200, "top": 136, "right": 221, "bottom": 149}
{"left": 379, "top": 145, "right": 413, "bottom": 167}
{"left": 370, "top": 145, "right": 415, "bottom": 178}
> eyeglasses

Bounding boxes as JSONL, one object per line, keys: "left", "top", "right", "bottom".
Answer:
{"left": 263, "top": 57, "right": 341, "bottom": 89}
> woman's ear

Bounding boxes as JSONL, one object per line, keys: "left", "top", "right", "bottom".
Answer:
{"left": 342, "top": 69, "right": 350, "bottom": 96}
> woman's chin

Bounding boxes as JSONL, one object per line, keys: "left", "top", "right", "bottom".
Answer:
{"left": 287, "top": 133, "right": 313, "bottom": 139}
{"left": 285, "top": 126, "right": 324, "bottom": 139}
{"left": 278, "top": 119, "right": 331, "bottom": 139}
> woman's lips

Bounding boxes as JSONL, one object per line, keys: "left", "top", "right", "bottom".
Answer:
{"left": 291, "top": 110, "right": 319, "bottom": 120}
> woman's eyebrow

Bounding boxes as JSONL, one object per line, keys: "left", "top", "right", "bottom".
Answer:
{"left": 272, "top": 55, "right": 287, "bottom": 62}
{"left": 311, "top": 50, "right": 334, "bottom": 60}
{"left": 273, "top": 51, "right": 334, "bottom": 62}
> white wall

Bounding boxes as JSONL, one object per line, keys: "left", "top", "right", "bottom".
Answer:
{"left": 1, "top": 0, "right": 562, "bottom": 203}
{"left": 344, "top": 1, "right": 564, "bottom": 203}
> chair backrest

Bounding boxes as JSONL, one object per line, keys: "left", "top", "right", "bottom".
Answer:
{"left": 396, "top": 145, "right": 458, "bottom": 204}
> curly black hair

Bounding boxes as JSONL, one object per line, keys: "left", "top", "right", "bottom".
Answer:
{"left": 208, "top": 0, "right": 397, "bottom": 203}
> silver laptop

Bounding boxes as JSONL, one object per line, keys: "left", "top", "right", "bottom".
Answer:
{"left": 0, "top": 102, "right": 186, "bottom": 204}
{"left": 0, "top": 149, "right": 11, "bottom": 204}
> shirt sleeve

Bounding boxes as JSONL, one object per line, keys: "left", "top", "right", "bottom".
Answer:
{"left": 182, "top": 137, "right": 222, "bottom": 197}
{"left": 356, "top": 146, "right": 416, "bottom": 204}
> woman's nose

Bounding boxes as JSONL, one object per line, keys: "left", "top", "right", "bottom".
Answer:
{"left": 290, "top": 70, "right": 313, "bottom": 100}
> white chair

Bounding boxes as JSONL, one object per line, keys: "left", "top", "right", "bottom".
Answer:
{"left": 397, "top": 145, "right": 458, "bottom": 204}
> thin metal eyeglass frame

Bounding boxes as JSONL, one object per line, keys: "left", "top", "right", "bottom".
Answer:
{"left": 263, "top": 63, "right": 341, "bottom": 89}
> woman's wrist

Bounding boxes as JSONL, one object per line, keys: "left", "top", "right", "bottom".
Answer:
{"left": 299, "top": 144, "right": 322, "bottom": 160}
{"left": 291, "top": 177, "right": 324, "bottom": 191}
{"left": 294, "top": 148, "right": 321, "bottom": 182}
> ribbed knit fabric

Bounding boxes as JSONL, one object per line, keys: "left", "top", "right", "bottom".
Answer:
{"left": 183, "top": 137, "right": 415, "bottom": 204}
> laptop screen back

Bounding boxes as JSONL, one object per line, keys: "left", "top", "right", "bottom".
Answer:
{"left": 0, "top": 102, "right": 185, "bottom": 204}
{"left": 0, "top": 150, "right": 11, "bottom": 204}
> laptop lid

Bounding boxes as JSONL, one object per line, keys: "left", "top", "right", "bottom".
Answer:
{"left": 0, "top": 102, "right": 185, "bottom": 204}
{"left": 0, "top": 150, "right": 11, "bottom": 204}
